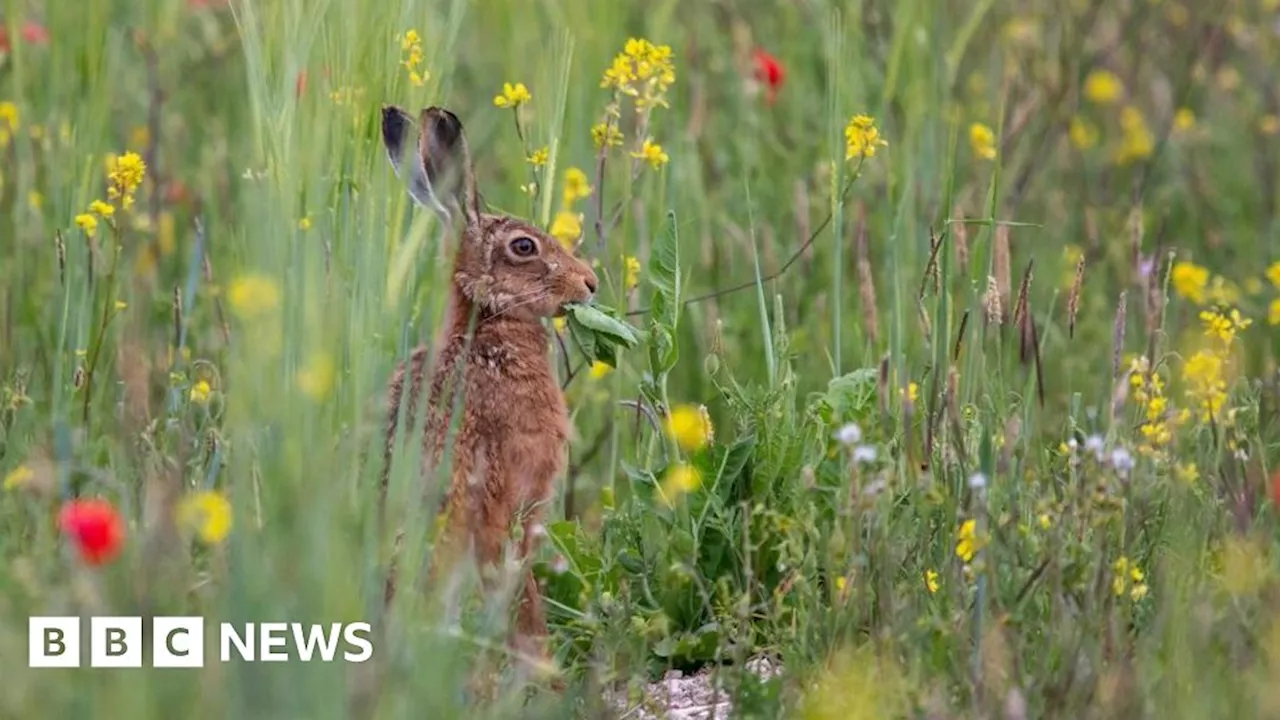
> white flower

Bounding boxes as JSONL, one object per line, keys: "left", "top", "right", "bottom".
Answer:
{"left": 529, "top": 523, "right": 548, "bottom": 539}
{"left": 833, "top": 423, "right": 862, "bottom": 446}
{"left": 968, "top": 472, "right": 988, "bottom": 490}
{"left": 1084, "top": 434, "right": 1105, "bottom": 461}
{"left": 853, "top": 445, "right": 878, "bottom": 464}
{"left": 551, "top": 555, "right": 570, "bottom": 575}
{"left": 1110, "top": 448, "right": 1134, "bottom": 476}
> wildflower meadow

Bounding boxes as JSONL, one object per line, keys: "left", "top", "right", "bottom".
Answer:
{"left": 2, "top": 0, "right": 1280, "bottom": 718}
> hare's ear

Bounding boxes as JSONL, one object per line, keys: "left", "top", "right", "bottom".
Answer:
{"left": 417, "top": 106, "right": 481, "bottom": 227}
{"left": 381, "top": 104, "right": 450, "bottom": 219}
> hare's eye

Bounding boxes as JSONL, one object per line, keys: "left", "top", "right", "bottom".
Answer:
{"left": 509, "top": 236, "right": 538, "bottom": 258}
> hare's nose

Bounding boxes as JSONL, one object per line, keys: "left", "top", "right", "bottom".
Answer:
{"left": 583, "top": 274, "right": 598, "bottom": 295}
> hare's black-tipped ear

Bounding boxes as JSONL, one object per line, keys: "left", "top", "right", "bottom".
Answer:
{"left": 381, "top": 104, "right": 451, "bottom": 219}
{"left": 418, "top": 106, "right": 481, "bottom": 227}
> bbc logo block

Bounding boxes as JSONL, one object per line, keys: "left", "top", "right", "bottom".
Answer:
{"left": 28, "top": 617, "right": 372, "bottom": 667}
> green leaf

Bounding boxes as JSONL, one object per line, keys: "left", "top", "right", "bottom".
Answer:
{"left": 813, "top": 367, "right": 879, "bottom": 424}
{"left": 567, "top": 302, "right": 642, "bottom": 347}
{"left": 649, "top": 211, "right": 681, "bottom": 333}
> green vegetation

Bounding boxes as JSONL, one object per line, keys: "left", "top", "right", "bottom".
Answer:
{"left": 2, "top": 0, "right": 1280, "bottom": 717}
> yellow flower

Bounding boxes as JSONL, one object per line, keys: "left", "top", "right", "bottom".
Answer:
{"left": 176, "top": 490, "right": 233, "bottom": 544}
{"left": 1069, "top": 116, "right": 1099, "bottom": 150}
{"left": 527, "top": 146, "right": 549, "bottom": 166}
{"left": 624, "top": 255, "right": 641, "bottom": 291}
{"left": 1266, "top": 262, "right": 1280, "bottom": 290}
{"left": 28, "top": 191, "right": 43, "bottom": 210}
{"left": 1183, "top": 350, "right": 1227, "bottom": 423}
{"left": 631, "top": 139, "right": 669, "bottom": 169}
{"left": 844, "top": 114, "right": 888, "bottom": 160}
{"left": 924, "top": 569, "right": 939, "bottom": 594}
{"left": 1115, "top": 106, "right": 1154, "bottom": 165}
{"left": 1176, "top": 462, "right": 1198, "bottom": 484}
{"left": 1200, "top": 308, "right": 1251, "bottom": 346}
{"left": 1173, "top": 107, "right": 1196, "bottom": 132}
{"left": 562, "top": 167, "right": 592, "bottom": 206}
{"left": 1171, "top": 262, "right": 1209, "bottom": 304}
{"left": 659, "top": 463, "right": 702, "bottom": 507}
{"left": 835, "top": 576, "right": 848, "bottom": 593}
{"left": 667, "top": 403, "right": 713, "bottom": 452}
{"left": 297, "top": 216, "right": 312, "bottom": 231}
{"left": 1038, "top": 513, "right": 1052, "bottom": 529}
{"left": 3, "top": 465, "right": 34, "bottom": 491}
{"left": 296, "top": 352, "right": 336, "bottom": 400}
{"left": 114, "top": 300, "right": 127, "bottom": 311}
{"left": 0, "top": 101, "right": 17, "bottom": 147}
{"left": 589, "top": 361, "right": 612, "bottom": 379}
{"left": 493, "top": 82, "right": 532, "bottom": 109}
{"left": 955, "top": 519, "right": 982, "bottom": 562}
{"left": 89, "top": 200, "right": 115, "bottom": 218}
{"left": 549, "top": 211, "right": 583, "bottom": 248}
{"left": 190, "top": 380, "right": 212, "bottom": 405}
{"left": 1083, "top": 69, "right": 1124, "bottom": 104}
{"left": 1261, "top": 115, "right": 1280, "bottom": 136}
{"left": 227, "top": 273, "right": 281, "bottom": 320}
{"left": 1269, "top": 298, "right": 1280, "bottom": 326}
{"left": 553, "top": 317, "right": 567, "bottom": 333}
{"left": 905, "top": 382, "right": 919, "bottom": 403}
{"left": 1111, "top": 556, "right": 1149, "bottom": 601}
{"left": 75, "top": 213, "right": 98, "bottom": 236}
{"left": 592, "top": 122, "right": 624, "bottom": 149}
{"left": 969, "top": 122, "right": 997, "bottom": 160}
{"left": 107, "top": 151, "right": 147, "bottom": 209}
{"left": 600, "top": 37, "right": 676, "bottom": 111}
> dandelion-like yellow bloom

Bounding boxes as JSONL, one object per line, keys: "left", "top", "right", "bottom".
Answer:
{"left": 624, "top": 255, "right": 641, "bottom": 291}
{"left": 1173, "top": 108, "right": 1196, "bottom": 132}
{"left": 659, "top": 463, "right": 702, "bottom": 507}
{"left": 955, "top": 519, "right": 981, "bottom": 562}
{"left": 844, "top": 114, "right": 887, "bottom": 160}
{"left": 1083, "top": 69, "right": 1124, "bottom": 104}
{"left": 227, "top": 273, "right": 280, "bottom": 320}
{"left": 1171, "top": 261, "right": 1209, "bottom": 304}
{"left": 592, "top": 122, "right": 624, "bottom": 149}
{"left": 296, "top": 352, "right": 336, "bottom": 400}
{"left": 176, "top": 490, "right": 233, "bottom": 544}
{"left": 527, "top": 146, "right": 549, "bottom": 167}
{"left": 969, "top": 123, "right": 997, "bottom": 160}
{"left": 1269, "top": 298, "right": 1280, "bottom": 326}
{"left": 667, "top": 403, "right": 713, "bottom": 452}
{"left": 924, "top": 569, "right": 939, "bottom": 594}
{"left": 1266, "top": 262, "right": 1280, "bottom": 290}
{"left": 3, "top": 465, "right": 33, "bottom": 491}
{"left": 190, "top": 379, "right": 212, "bottom": 405}
{"left": 1115, "top": 106, "right": 1154, "bottom": 165}
{"left": 493, "top": 82, "right": 532, "bottom": 109}
{"left": 631, "top": 139, "right": 669, "bottom": 169}
{"left": 549, "top": 211, "right": 582, "bottom": 248}
{"left": 75, "top": 213, "right": 98, "bottom": 236}
{"left": 107, "top": 152, "right": 147, "bottom": 209}
{"left": 589, "top": 361, "right": 612, "bottom": 379}
{"left": 1068, "top": 116, "right": 1099, "bottom": 150}
{"left": 562, "top": 167, "right": 592, "bottom": 205}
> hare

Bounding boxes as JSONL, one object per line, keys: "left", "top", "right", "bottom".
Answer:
{"left": 377, "top": 105, "right": 598, "bottom": 667}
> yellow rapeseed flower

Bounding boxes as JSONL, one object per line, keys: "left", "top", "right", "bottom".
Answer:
{"left": 1266, "top": 262, "right": 1280, "bottom": 290}
{"left": 190, "top": 379, "right": 212, "bottom": 405}
{"left": 924, "top": 569, "right": 939, "bottom": 594}
{"left": 75, "top": 213, "right": 98, "bottom": 236}
{"left": 1115, "top": 106, "right": 1154, "bottom": 165}
{"left": 107, "top": 151, "right": 147, "bottom": 209}
{"left": 589, "top": 361, "right": 612, "bottom": 379}
{"left": 667, "top": 403, "right": 713, "bottom": 451}
{"left": 592, "top": 122, "right": 624, "bottom": 149}
{"left": 955, "top": 519, "right": 981, "bottom": 562}
{"left": 1083, "top": 69, "right": 1123, "bottom": 104}
{"left": 969, "top": 122, "right": 997, "bottom": 160}
{"left": 1269, "top": 298, "right": 1280, "bottom": 326}
{"left": 844, "top": 114, "right": 887, "bottom": 160}
{"left": 527, "top": 146, "right": 549, "bottom": 166}
{"left": 297, "top": 216, "right": 312, "bottom": 231}
{"left": 624, "top": 256, "right": 641, "bottom": 291}
{"left": 89, "top": 200, "right": 115, "bottom": 218}
{"left": 1183, "top": 350, "right": 1227, "bottom": 423}
{"left": 1200, "top": 307, "right": 1251, "bottom": 346}
{"left": 176, "top": 490, "right": 233, "bottom": 544}
{"left": 1171, "top": 261, "right": 1209, "bottom": 304}
{"left": 549, "top": 211, "right": 582, "bottom": 248}
{"left": 493, "top": 82, "right": 532, "bottom": 109}
{"left": 562, "top": 167, "right": 592, "bottom": 205}
{"left": 227, "top": 273, "right": 280, "bottom": 320}
{"left": 0, "top": 101, "right": 18, "bottom": 147}
{"left": 631, "top": 139, "right": 669, "bottom": 169}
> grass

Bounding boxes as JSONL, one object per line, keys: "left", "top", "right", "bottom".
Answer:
{"left": 2, "top": 0, "right": 1280, "bottom": 717}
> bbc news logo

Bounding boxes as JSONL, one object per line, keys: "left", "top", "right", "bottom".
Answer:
{"left": 29, "top": 617, "right": 373, "bottom": 668}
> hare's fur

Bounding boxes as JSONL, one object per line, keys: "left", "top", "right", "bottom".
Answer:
{"left": 379, "top": 106, "right": 598, "bottom": 666}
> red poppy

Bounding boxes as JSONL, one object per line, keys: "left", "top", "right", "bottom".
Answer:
{"left": 57, "top": 499, "right": 126, "bottom": 566}
{"left": 0, "top": 21, "right": 50, "bottom": 52}
{"left": 752, "top": 48, "right": 785, "bottom": 104}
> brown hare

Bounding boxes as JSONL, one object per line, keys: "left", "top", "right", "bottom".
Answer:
{"left": 377, "top": 105, "right": 598, "bottom": 668}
